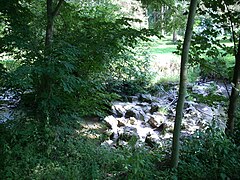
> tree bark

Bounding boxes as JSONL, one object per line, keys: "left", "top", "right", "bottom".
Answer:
{"left": 45, "top": 0, "right": 64, "bottom": 49}
{"left": 227, "top": 37, "right": 240, "bottom": 133}
{"left": 173, "top": 30, "right": 177, "bottom": 43}
{"left": 45, "top": 0, "right": 54, "bottom": 49}
{"left": 171, "top": 0, "right": 198, "bottom": 169}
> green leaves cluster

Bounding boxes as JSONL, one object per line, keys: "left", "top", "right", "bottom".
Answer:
{"left": 173, "top": 0, "right": 239, "bottom": 81}
{"left": 0, "top": 0, "right": 155, "bottom": 121}
{"left": 0, "top": 115, "right": 166, "bottom": 179}
{"left": 179, "top": 127, "right": 240, "bottom": 179}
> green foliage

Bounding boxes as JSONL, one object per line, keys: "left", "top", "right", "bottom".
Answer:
{"left": 187, "top": 65, "right": 201, "bottom": 82}
{"left": 178, "top": 126, "right": 240, "bottom": 179}
{"left": 0, "top": 0, "right": 155, "bottom": 120}
{"left": 0, "top": 62, "right": 6, "bottom": 85}
{"left": 230, "top": 99, "right": 240, "bottom": 145}
{"left": 0, "top": 116, "right": 166, "bottom": 179}
{"left": 173, "top": 0, "right": 238, "bottom": 82}
{"left": 2, "top": 116, "right": 240, "bottom": 180}
{"left": 142, "top": 0, "right": 185, "bottom": 37}
{"left": 105, "top": 42, "right": 154, "bottom": 96}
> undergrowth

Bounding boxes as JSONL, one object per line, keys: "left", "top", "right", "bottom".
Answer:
{"left": 1, "top": 116, "right": 240, "bottom": 179}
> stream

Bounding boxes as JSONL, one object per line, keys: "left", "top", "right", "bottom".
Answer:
{"left": 0, "top": 81, "right": 232, "bottom": 148}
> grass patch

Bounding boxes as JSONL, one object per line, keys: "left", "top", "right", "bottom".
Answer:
{"left": 150, "top": 45, "right": 177, "bottom": 55}
{"left": 149, "top": 36, "right": 180, "bottom": 84}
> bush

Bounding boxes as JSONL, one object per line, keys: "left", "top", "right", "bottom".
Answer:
{"left": 105, "top": 42, "right": 154, "bottom": 96}
{"left": 0, "top": 117, "right": 166, "bottom": 179}
{"left": 178, "top": 126, "right": 240, "bottom": 179}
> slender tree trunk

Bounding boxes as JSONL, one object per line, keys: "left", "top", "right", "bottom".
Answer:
{"left": 45, "top": 0, "right": 54, "bottom": 50}
{"left": 171, "top": 0, "right": 198, "bottom": 169}
{"left": 173, "top": 30, "right": 177, "bottom": 43}
{"left": 227, "top": 37, "right": 240, "bottom": 133}
{"left": 45, "top": 0, "right": 64, "bottom": 49}
{"left": 160, "top": 5, "right": 165, "bottom": 36}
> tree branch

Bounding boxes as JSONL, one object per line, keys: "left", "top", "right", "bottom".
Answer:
{"left": 52, "top": 0, "right": 64, "bottom": 17}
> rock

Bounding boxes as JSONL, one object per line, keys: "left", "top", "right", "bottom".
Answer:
{"left": 137, "top": 102, "right": 151, "bottom": 113}
{"left": 117, "top": 140, "right": 128, "bottom": 147}
{"left": 168, "top": 96, "right": 174, "bottom": 102}
{"left": 125, "top": 109, "right": 138, "bottom": 118}
{"left": 143, "top": 113, "right": 151, "bottom": 123}
{"left": 128, "top": 117, "right": 137, "bottom": 125}
{"left": 215, "top": 83, "right": 231, "bottom": 97}
{"left": 101, "top": 140, "right": 114, "bottom": 147}
{"left": 148, "top": 114, "right": 165, "bottom": 128}
{"left": 192, "top": 83, "right": 210, "bottom": 96}
{"left": 145, "top": 133, "right": 155, "bottom": 148}
{"left": 99, "top": 81, "right": 229, "bottom": 149}
{"left": 150, "top": 103, "right": 160, "bottom": 114}
{"left": 123, "top": 103, "right": 136, "bottom": 110}
{"left": 153, "top": 123, "right": 167, "bottom": 133}
{"left": 138, "top": 94, "right": 152, "bottom": 103}
{"left": 120, "top": 126, "right": 139, "bottom": 141}
{"left": 137, "top": 102, "right": 150, "bottom": 107}
{"left": 104, "top": 115, "right": 118, "bottom": 129}
{"left": 117, "top": 118, "right": 126, "bottom": 127}
{"left": 112, "top": 104, "right": 126, "bottom": 117}
{"left": 185, "top": 106, "right": 197, "bottom": 114}
{"left": 125, "top": 106, "right": 146, "bottom": 120}
{"left": 194, "top": 103, "right": 213, "bottom": 121}
{"left": 145, "top": 133, "right": 161, "bottom": 148}
{"left": 127, "top": 96, "right": 138, "bottom": 103}
{"left": 103, "top": 116, "right": 119, "bottom": 141}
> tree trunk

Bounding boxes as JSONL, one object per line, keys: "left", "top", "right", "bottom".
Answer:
{"left": 45, "top": 0, "right": 54, "bottom": 50}
{"left": 45, "top": 0, "right": 64, "bottom": 49}
{"left": 160, "top": 5, "right": 165, "bottom": 36}
{"left": 171, "top": 0, "right": 198, "bottom": 169}
{"left": 36, "top": 0, "right": 64, "bottom": 118}
{"left": 173, "top": 30, "right": 177, "bottom": 43}
{"left": 227, "top": 37, "right": 240, "bottom": 133}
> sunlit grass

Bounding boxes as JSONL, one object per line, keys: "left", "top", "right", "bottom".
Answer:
{"left": 149, "top": 36, "right": 180, "bottom": 83}
{"left": 150, "top": 45, "right": 177, "bottom": 54}
{"left": 148, "top": 35, "right": 236, "bottom": 84}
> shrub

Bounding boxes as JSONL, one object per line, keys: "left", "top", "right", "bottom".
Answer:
{"left": 0, "top": 116, "right": 166, "bottom": 179}
{"left": 178, "top": 126, "right": 240, "bottom": 179}
{"left": 105, "top": 41, "right": 154, "bottom": 96}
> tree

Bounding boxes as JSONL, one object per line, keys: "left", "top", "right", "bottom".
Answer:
{"left": 171, "top": 0, "right": 198, "bottom": 168}
{"left": 225, "top": 1, "right": 240, "bottom": 133}
{"left": 186, "top": 0, "right": 240, "bottom": 133}
{"left": 35, "top": 0, "right": 65, "bottom": 121}
{"left": 0, "top": 0, "right": 155, "bottom": 122}
{"left": 142, "top": 0, "right": 187, "bottom": 41}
